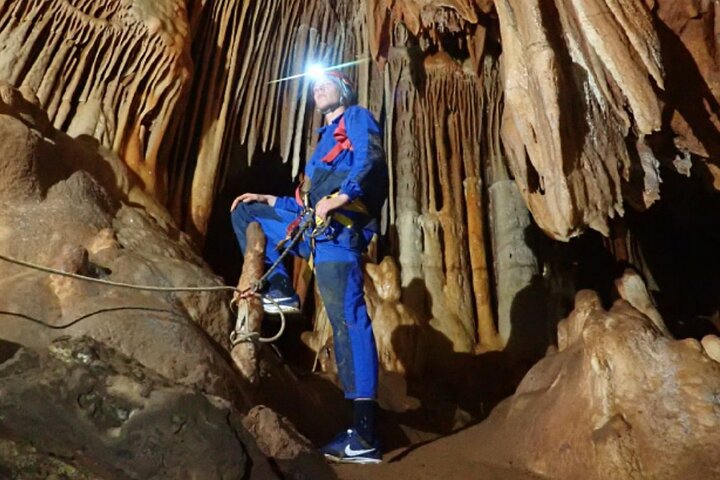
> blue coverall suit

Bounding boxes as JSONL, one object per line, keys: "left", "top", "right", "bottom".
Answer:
{"left": 231, "top": 105, "right": 388, "bottom": 400}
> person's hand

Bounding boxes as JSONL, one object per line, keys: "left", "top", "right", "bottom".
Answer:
{"left": 230, "top": 193, "right": 277, "bottom": 211}
{"left": 315, "top": 194, "right": 350, "bottom": 222}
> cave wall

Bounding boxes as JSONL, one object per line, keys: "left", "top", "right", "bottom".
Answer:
{"left": 0, "top": 0, "right": 192, "bottom": 201}
{"left": 496, "top": 0, "right": 720, "bottom": 240}
{"left": 2, "top": 0, "right": 719, "bottom": 357}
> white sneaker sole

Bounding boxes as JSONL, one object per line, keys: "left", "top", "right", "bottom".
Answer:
{"left": 323, "top": 453, "right": 382, "bottom": 465}
{"left": 261, "top": 296, "right": 301, "bottom": 314}
{"left": 262, "top": 304, "right": 301, "bottom": 315}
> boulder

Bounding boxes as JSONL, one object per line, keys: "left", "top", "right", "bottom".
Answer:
{"left": 472, "top": 285, "right": 720, "bottom": 479}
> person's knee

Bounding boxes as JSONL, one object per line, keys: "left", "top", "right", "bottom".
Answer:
{"left": 232, "top": 203, "right": 264, "bottom": 236}
{"left": 231, "top": 202, "right": 252, "bottom": 222}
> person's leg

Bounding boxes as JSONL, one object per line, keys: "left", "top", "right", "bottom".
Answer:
{"left": 314, "top": 252, "right": 378, "bottom": 401}
{"left": 230, "top": 202, "right": 309, "bottom": 307}
{"left": 314, "top": 242, "right": 380, "bottom": 463}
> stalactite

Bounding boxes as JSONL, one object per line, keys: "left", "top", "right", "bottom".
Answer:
{"left": 0, "top": 0, "right": 192, "bottom": 202}
{"left": 168, "top": 0, "right": 354, "bottom": 243}
{"left": 495, "top": 0, "right": 665, "bottom": 240}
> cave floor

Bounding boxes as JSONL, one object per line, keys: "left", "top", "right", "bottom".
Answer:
{"left": 265, "top": 318, "right": 537, "bottom": 479}
{"left": 331, "top": 422, "right": 543, "bottom": 480}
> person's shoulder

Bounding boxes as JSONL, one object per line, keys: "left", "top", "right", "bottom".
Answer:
{"left": 345, "top": 105, "right": 380, "bottom": 129}
{"left": 345, "top": 104, "right": 373, "bottom": 118}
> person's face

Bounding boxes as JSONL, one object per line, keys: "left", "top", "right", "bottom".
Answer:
{"left": 313, "top": 77, "right": 342, "bottom": 112}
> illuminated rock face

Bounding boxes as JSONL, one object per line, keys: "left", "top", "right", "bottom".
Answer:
{"left": 496, "top": 0, "right": 661, "bottom": 240}
{"left": 0, "top": 82, "right": 236, "bottom": 399}
{"left": 0, "top": 0, "right": 192, "bottom": 201}
{"left": 495, "top": 0, "right": 720, "bottom": 240}
{"left": 472, "top": 274, "right": 720, "bottom": 480}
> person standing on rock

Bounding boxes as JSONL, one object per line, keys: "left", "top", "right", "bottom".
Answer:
{"left": 230, "top": 69, "right": 388, "bottom": 464}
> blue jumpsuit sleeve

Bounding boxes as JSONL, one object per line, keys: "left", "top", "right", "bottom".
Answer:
{"left": 339, "top": 107, "right": 383, "bottom": 202}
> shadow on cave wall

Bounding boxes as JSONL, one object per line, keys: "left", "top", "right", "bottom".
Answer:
{"left": 654, "top": 14, "right": 720, "bottom": 164}
{"left": 628, "top": 168, "right": 720, "bottom": 339}
{"left": 504, "top": 223, "right": 621, "bottom": 362}
{"left": 203, "top": 145, "right": 297, "bottom": 285}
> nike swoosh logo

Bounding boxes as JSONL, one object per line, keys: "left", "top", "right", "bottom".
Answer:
{"left": 344, "top": 445, "right": 375, "bottom": 456}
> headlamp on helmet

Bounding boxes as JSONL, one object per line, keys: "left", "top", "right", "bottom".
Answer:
{"left": 310, "top": 70, "right": 356, "bottom": 108}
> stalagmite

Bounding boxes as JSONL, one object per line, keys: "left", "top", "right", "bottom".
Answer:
{"left": 614, "top": 268, "right": 672, "bottom": 338}
{"left": 483, "top": 54, "right": 542, "bottom": 354}
{"left": 472, "top": 282, "right": 720, "bottom": 480}
{"left": 365, "top": 257, "right": 422, "bottom": 375}
{"left": 231, "top": 222, "right": 266, "bottom": 385}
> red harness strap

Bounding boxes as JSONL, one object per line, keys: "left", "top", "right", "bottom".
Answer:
{"left": 294, "top": 184, "right": 304, "bottom": 207}
{"left": 321, "top": 116, "right": 353, "bottom": 164}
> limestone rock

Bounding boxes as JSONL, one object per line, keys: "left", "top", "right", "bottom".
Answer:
{"left": 701, "top": 335, "right": 720, "bottom": 364}
{"left": 242, "top": 405, "right": 314, "bottom": 460}
{"left": 0, "top": 82, "right": 237, "bottom": 400}
{"left": 496, "top": 0, "right": 662, "bottom": 240}
{"left": 472, "top": 285, "right": 720, "bottom": 479}
{"left": 0, "top": 0, "right": 192, "bottom": 201}
{"left": 496, "top": 0, "right": 720, "bottom": 239}
{"left": 0, "top": 337, "right": 277, "bottom": 480}
{"left": 0, "top": 82, "right": 339, "bottom": 479}
{"left": 365, "top": 256, "right": 423, "bottom": 376}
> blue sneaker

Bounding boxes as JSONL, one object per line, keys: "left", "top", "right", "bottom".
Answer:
{"left": 320, "top": 429, "right": 382, "bottom": 464}
{"left": 261, "top": 290, "right": 301, "bottom": 314}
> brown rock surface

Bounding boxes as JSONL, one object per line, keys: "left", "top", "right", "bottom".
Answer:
{"left": 0, "top": 336, "right": 277, "bottom": 479}
{"left": 0, "top": 0, "right": 192, "bottom": 201}
{"left": 469, "top": 286, "right": 720, "bottom": 479}
{"left": 0, "top": 82, "right": 239, "bottom": 399}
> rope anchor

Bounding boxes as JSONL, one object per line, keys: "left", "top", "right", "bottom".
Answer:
{"left": 228, "top": 211, "right": 315, "bottom": 345}
{"left": 228, "top": 290, "right": 286, "bottom": 345}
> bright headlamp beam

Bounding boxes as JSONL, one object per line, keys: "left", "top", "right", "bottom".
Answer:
{"left": 306, "top": 63, "right": 326, "bottom": 81}
{"left": 267, "top": 58, "right": 369, "bottom": 85}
